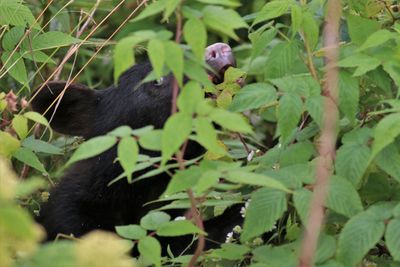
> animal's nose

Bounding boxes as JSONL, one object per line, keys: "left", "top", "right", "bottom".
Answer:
{"left": 205, "top": 43, "right": 236, "bottom": 74}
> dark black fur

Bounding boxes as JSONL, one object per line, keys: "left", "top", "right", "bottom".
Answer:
{"left": 32, "top": 62, "right": 242, "bottom": 253}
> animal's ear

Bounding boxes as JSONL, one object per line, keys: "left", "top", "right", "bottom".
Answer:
{"left": 31, "top": 81, "right": 98, "bottom": 136}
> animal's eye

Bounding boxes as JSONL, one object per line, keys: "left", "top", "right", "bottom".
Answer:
{"left": 154, "top": 77, "right": 164, "bottom": 87}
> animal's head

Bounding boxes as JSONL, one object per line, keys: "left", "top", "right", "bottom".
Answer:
{"left": 30, "top": 43, "right": 235, "bottom": 138}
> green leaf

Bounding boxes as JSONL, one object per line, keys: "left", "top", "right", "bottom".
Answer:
{"left": 270, "top": 73, "right": 320, "bottom": 96}
{"left": 326, "top": 176, "right": 363, "bottom": 217}
{"left": 67, "top": 136, "right": 117, "bottom": 165}
{"left": 147, "top": 39, "right": 165, "bottom": 79}
{"left": 338, "top": 53, "right": 381, "bottom": 77}
{"left": 177, "top": 81, "right": 203, "bottom": 114}
{"left": 23, "top": 111, "right": 50, "bottom": 128}
{"left": 386, "top": 219, "right": 400, "bottom": 261}
{"left": 301, "top": 11, "right": 319, "bottom": 50}
{"left": 279, "top": 143, "right": 315, "bottom": 168}
{"left": 210, "top": 108, "right": 252, "bottom": 133}
{"left": 371, "top": 113, "right": 400, "bottom": 160}
{"left": 0, "top": 131, "right": 20, "bottom": 157}
{"left": 131, "top": 125, "right": 155, "bottom": 136}
{"left": 253, "top": 0, "right": 290, "bottom": 26}
{"left": 265, "top": 41, "right": 301, "bottom": 79}
{"left": 31, "top": 32, "right": 80, "bottom": 50}
{"left": 212, "top": 243, "right": 250, "bottom": 260}
{"left": 1, "top": 51, "right": 28, "bottom": 84}
{"left": 315, "top": 234, "right": 337, "bottom": 264}
{"left": 195, "top": 0, "right": 241, "bottom": 7}
{"left": 203, "top": 5, "right": 247, "bottom": 40}
{"left": 164, "top": 41, "right": 184, "bottom": 86}
{"left": 164, "top": 167, "right": 202, "bottom": 195}
{"left": 184, "top": 18, "right": 207, "bottom": 60}
{"left": 241, "top": 188, "right": 287, "bottom": 241}
{"left": 194, "top": 117, "right": 226, "bottom": 155}
{"left": 23, "top": 112, "right": 54, "bottom": 140}
{"left": 24, "top": 242, "right": 75, "bottom": 267}
{"left": 139, "top": 130, "right": 162, "bottom": 151}
{"left": 226, "top": 171, "right": 291, "bottom": 192}
{"left": 195, "top": 170, "right": 220, "bottom": 193}
{"left": 184, "top": 60, "right": 214, "bottom": 88}
{"left": 375, "top": 144, "right": 400, "bottom": 183}
{"left": 118, "top": 137, "right": 138, "bottom": 183}
{"left": 0, "top": 205, "right": 38, "bottom": 239}
{"left": 339, "top": 71, "right": 359, "bottom": 122}
{"left": 108, "top": 126, "right": 133, "bottom": 138}
{"left": 249, "top": 29, "right": 277, "bottom": 60}
{"left": 2, "top": 26, "right": 24, "bottom": 50}
{"left": 335, "top": 143, "right": 370, "bottom": 187}
{"left": 138, "top": 236, "right": 161, "bottom": 267}
{"left": 366, "top": 202, "right": 396, "bottom": 220}
{"left": 229, "top": 83, "right": 277, "bottom": 112}
{"left": 359, "top": 30, "right": 394, "bottom": 51}
{"left": 15, "top": 177, "right": 45, "bottom": 198}
{"left": 305, "top": 95, "right": 324, "bottom": 127}
{"left": 164, "top": 0, "right": 181, "bottom": 20}
{"left": 337, "top": 212, "right": 385, "bottom": 266}
{"left": 13, "top": 147, "right": 47, "bottom": 174}
{"left": 116, "top": 224, "right": 146, "bottom": 240}
{"left": 0, "top": 0, "right": 36, "bottom": 28}
{"left": 383, "top": 61, "right": 400, "bottom": 92}
{"left": 113, "top": 36, "right": 137, "bottom": 82}
{"left": 342, "top": 127, "right": 373, "bottom": 145}
{"left": 290, "top": 4, "right": 302, "bottom": 36}
{"left": 161, "top": 112, "right": 192, "bottom": 165}
{"left": 157, "top": 220, "right": 205, "bottom": 236}
{"left": 346, "top": 14, "right": 380, "bottom": 45}
{"left": 277, "top": 93, "right": 303, "bottom": 143}
{"left": 12, "top": 115, "right": 28, "bottom": 140}
{"left": 22, "top": 50, "right": 56, "bottom": 64}
{"left": 131, "top": 0, "right": 166, "bottom": 22}
{"left": 293, "top": 188, "right": 312, "bottom": 224}
{"left": 252, "top": 244, "right": 297, "bottom": 266}
{"left": 140, "top": 211, "right": 171, "bottom": 231}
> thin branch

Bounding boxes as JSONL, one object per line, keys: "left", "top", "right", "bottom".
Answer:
{"left": 187, "top": 189, "right": 205, "bottom": 267}
{"left": 237, "top": 133, "right": 251, "bottom": 154}
{"left": 304, "top": 42, "right": 319, "bottom": 81}
{"left": 170, "top": 6, "right": 183, "bottom": 115}
{"left": 298, "top": 1, "right": 342, "bottom": 267}
{"left": 170, "top": 3, "right": 205, "bottom": 266}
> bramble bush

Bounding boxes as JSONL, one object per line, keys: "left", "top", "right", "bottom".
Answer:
{"left": 2, "top": 0, "right": 400, "bottom": 266}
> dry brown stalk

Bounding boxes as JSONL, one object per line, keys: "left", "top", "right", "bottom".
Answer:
{"left": 26, "top": 0, "right": 128, "bottom": 110}
{"left": 0, "top": 0, "right": 55, "bottom": 78}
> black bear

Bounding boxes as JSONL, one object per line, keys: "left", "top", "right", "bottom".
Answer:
{"left": 31, "top": 42, "right": 243, "bottom": 253}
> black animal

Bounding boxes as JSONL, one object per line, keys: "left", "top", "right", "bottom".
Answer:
{"left": 31, "top": 43, "right": 242, "bottom": 253}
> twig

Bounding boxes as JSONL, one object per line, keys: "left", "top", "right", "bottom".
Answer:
{"left": 237, "top": 133, "right": 251, "bottom": 154}
{"left": 298, "top": 1, "right": 342, "bottom": 267}
{"left": 170, "top": 5, "right": 183, "bottom": 115}
{"left": 187, "top": 189, "right": 205, "bottom": 266}
{"left": 305, "top": 43, "right": 319, "bottom": 81}
{"left": 170, "top": 3, "right": 205, "bottom": 266}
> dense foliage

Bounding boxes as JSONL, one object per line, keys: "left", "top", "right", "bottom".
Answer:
{"left": 2, "top": 0, "right": 400, "bottom": 266}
